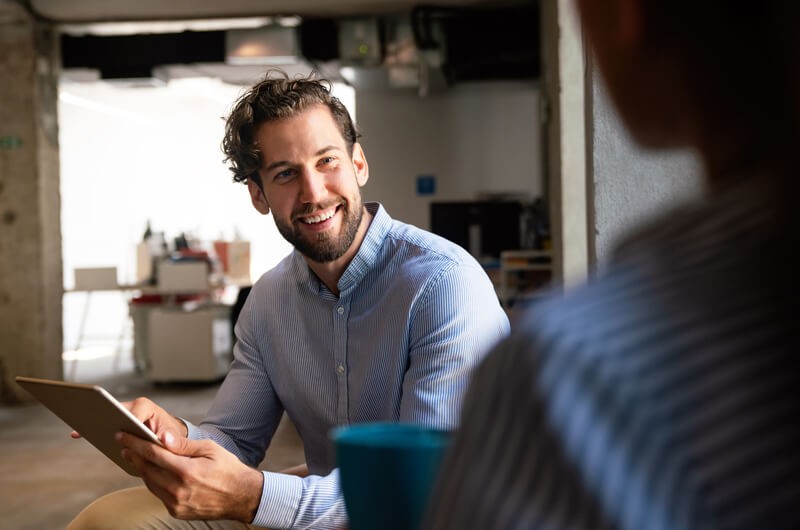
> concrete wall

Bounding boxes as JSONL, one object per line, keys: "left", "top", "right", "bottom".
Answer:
{"left": 355, "top": 81, "right": 543, "bottom": 230}
{"left": 589, "top": 69, "right": 704, "bottom": 266}
{"left": 0, "top": 3, "right": 63, "bottom": 403}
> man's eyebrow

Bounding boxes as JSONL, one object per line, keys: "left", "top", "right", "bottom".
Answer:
{"left": 263, "top": 146, "right": 343, "bottom": 173}
{"left": 316, "top": 145, "right": 342, "bottom": 157}
{"left": 264, "top": 160, "right": 291, "bottom": 172}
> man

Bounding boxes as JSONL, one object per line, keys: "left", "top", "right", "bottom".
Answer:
{"left": 424, "top": 1, "right": 798, "bottom": 529}
{"left": 67, "top": 72, "right": 509, "bottom": 529}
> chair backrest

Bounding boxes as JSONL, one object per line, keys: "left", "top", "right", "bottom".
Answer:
{"left": 230, "top": 285, "right": 253, "bottom": 340}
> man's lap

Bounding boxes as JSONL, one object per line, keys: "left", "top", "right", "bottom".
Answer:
{"left": 65, "top": 486, "right": 263, "bottom": 530}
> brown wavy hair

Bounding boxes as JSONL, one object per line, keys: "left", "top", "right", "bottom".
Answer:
{"left": 222, "top": 69, "right": 360, "bottom": 188}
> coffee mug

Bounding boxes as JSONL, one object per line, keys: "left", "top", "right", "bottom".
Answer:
{"left": 332, "top": 422, "right": 451, "bottom": 530}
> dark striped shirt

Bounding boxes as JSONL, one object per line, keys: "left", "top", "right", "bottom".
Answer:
{"left": 424, "top": 176, "right": 798, "bottom": 529}
{"left": 186, "top": 203, "right": 510, "bottom": 529}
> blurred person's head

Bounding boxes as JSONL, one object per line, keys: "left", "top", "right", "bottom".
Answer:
{"left": 576, "top": 0, "right": 800, "bottom": 182}
{"left": 222, "top": 70, "right": 360, "bottom": 189}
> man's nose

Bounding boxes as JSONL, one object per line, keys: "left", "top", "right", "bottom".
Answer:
{"left": 298, "top": 169, "right": 327, "bottom": 203}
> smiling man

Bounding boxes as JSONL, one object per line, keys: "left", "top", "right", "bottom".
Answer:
{"left": 66, "top": 72, "right": 509, "bottom": 530}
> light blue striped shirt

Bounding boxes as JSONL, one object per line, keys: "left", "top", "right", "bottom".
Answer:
{"left": 423, "top": 176, "right": 798, "bottom": 529}
{"left": 186, "top": 202, "right": 510, "bottom": 529}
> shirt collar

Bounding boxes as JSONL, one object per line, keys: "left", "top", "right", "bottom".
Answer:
{"left": 291, "top": 202, "right": 391, "bottom": 297}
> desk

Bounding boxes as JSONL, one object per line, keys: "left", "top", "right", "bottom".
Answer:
{"left": 498, "top": 250, "right": 552, "bottom": 308}
{"left": 126, "top": 283, "right": 232, "bottom": 383}
{"left": 65, "top": 281, "right": 232, "bottom": 382}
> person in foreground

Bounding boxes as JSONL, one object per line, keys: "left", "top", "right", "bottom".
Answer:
{"left": 67, "top": 72, "right": 509, "bottom": 529}
{"left": 423, "top": 1, "right": 798, "bottom": 529}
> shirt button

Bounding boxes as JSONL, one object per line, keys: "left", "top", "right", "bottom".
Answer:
{"left": 337, "top": 306, "right": 344, "bottom": 315}
{"left": 337, "top": 364, "right": 345, "bottom": 374}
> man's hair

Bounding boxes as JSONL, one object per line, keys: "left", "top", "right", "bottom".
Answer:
{"left": 222, "top": 70, "right": 360, "bottom": 187}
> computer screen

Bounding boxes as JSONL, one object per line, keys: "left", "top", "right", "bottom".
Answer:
{"left": 430, "top": 201, "right": 523, "bottom": 260}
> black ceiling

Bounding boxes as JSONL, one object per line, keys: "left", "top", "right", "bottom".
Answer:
{"left": 59, "top": 3, "right": 540, "bottom": 83}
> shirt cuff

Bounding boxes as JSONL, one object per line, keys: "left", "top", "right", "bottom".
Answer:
{"left": 251, "top": 471, "right": 303, "bottom": 529}
{"left": 182, "top": 419, "right": 203, "bottom": 440}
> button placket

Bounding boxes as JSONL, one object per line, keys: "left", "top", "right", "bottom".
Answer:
{"left": 334, "top": 300, "right": 349, "bottom": 422}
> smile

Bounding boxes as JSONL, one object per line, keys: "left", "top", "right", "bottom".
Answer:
{"left": 300, "top": 207, "right": 337, "bottom": 225}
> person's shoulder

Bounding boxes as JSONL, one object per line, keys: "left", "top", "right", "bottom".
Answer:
{"left": 249, "top": 251, "right": 297, "bottom": 293}
{"left": 384, "top": 218, "right": 479, "bottom": 267}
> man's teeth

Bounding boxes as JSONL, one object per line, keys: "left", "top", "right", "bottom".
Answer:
{"left": 302, "top": 210, "right": 336, "bottom": 224}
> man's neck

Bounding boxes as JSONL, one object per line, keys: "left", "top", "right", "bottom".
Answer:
{"left": 305, "top": 207, "right": 373, "bottom": 296}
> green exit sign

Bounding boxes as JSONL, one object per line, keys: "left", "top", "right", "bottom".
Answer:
{"left": 0, "top": 136, "right": 22, "bottom": 149}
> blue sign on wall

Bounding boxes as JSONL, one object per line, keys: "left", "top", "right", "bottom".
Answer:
{"left": 416, "top": 174, "right": 436, "bottom": 196}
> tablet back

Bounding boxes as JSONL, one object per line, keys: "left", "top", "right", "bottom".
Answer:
{"left": 15, "top": 376, "right": 161, "bottom": 476}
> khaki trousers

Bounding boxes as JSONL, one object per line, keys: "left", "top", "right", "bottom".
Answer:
{"left": 66, "top": 486, "right": 268, "bottom": 530}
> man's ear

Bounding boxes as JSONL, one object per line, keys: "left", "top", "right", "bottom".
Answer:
{"left": 247, "top": 179, "right": 270, "bottom": 215}
{"left": 352, "top": 143, "right": 369, "bottom": 187}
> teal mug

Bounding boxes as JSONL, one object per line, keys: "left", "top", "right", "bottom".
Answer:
{"left": 332, "top": 422, "right": 451, "bottom": 530}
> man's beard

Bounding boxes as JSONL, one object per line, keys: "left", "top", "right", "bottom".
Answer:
{"left": 274, "top": 198, "right": 364, "bottom": 263}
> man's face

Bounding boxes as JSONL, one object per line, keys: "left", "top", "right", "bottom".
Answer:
{"left": 249, "top": 104, "right": 369, "bottom": 263}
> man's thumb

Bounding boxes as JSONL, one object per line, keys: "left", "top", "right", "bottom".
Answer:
{"left": 162, "top": 430, "right": 189, "bottom": 454}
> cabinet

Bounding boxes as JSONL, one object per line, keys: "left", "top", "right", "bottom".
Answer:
{"left": 145, "top": 304, "right": 232, "bottom": 383}
{"left": 498, "top": 250, "right": 552, "bottom": 308}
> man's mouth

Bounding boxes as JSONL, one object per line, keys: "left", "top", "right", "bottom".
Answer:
{"left": 298, "top": 205, "right": 339, "bottom": 225}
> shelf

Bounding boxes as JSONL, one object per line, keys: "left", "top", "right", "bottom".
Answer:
{"left": 498, "top": 250, "right": 552, "bottom": 308}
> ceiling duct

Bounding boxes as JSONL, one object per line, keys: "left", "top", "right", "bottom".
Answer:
{"left": 330, "top": 15, "right": 448, "bottom": 95}
{"left": 411, "top": 3, "right": 540, "bottom": 83}
{"left": 225, "top": 25, "right": 300, "bottom": 65}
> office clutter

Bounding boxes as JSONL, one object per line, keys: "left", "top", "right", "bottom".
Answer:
{"left": 126, "top": 221, "right": 252, "bottom": 383}
{"left": 429, "top": 196, "right": 552, "bottom": 309}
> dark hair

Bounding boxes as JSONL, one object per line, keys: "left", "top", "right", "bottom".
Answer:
{"left": 222, "top": 70, "right": 360, "bottom": 187}
{"left": 646, "top": 1, "right": 800, "bottom": 161}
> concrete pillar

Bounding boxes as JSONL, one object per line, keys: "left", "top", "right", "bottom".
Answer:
{"left": 541, "top": 0, "right": 589, "bottom": 289}
{"left": 0, "top": 1, "right": 63, "bottom": 404}
{"left": 542, "top": 0, "right": 703, "bottom": 286}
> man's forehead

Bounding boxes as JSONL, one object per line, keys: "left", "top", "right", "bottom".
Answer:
{"left": 258, "top": 106, "right": 342, "bottom": 140}
{"left": 256, "top": 115, "right": 348, "bottom": 169}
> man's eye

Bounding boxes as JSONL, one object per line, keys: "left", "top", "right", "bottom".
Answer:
{"left": 274, "top": 169, "right": 294, "bottom": 181}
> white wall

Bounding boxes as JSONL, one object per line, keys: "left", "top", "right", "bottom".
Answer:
{"left": 355, "top": 81, "right": 543, "bottom": 229}
{"left": 58, "top": 77, "right": 299, "bottom": 356}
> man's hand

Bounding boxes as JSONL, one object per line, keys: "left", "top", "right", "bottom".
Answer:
{"left": 117, "top": 429, "right": 264, "bottom": 522}
{"left": 70, "top": 396, "right": 187, "bottom": 440}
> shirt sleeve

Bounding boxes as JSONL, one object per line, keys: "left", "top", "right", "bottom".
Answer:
{"left": 400, "top": 261, "right": 510, "bottom": 428}
{"left": 192, "top": 327, "right": 284, "bottom": 465}
{"left": 185, "top": 422, "right": 348, "bottom": 530}
{"left": 420, "top": 336, "right": 614, "bottom": 530}
{"left": 251, "top": 470, "right": 348, "bottom": 529}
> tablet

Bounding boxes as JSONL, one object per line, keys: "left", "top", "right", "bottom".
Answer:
{"left": 15, "top": 376, "right": 163, "bottom": 477}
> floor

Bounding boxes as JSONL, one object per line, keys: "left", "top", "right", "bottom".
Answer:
{"left": 0, "top": 349, "right": 306, "bottom": 530}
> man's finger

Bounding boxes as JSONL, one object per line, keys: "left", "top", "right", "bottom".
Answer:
{"left": 160, "top": 431, "right": 213, "bottom": 459}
